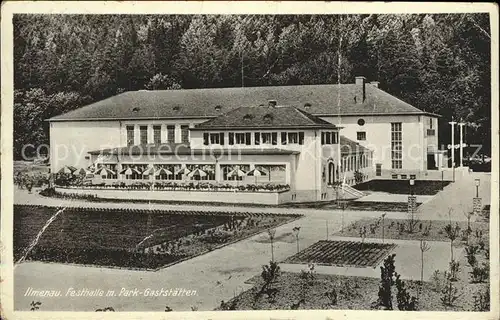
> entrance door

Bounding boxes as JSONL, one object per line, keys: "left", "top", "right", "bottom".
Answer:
{"left": 427, "top": 154, "right": 437, "bottom": 170}
{"left": 376, "top": 164, "right": 382, "bottom": 176}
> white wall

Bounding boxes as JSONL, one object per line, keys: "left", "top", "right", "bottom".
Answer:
{"left": 50, "top": 121, "right": 122, "bottom": 172}
{"left": 55, "top": 187, "right": 283, "bottom": 205}
{"left": 321, "top": 114, "right": 435, "bottom": 173}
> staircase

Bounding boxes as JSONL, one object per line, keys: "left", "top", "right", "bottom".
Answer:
{"left": 339, "top": 183, "right": 365, "bottom": 200}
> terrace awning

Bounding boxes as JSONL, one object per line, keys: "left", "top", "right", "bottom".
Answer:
{"left": 188, "top": 168, "right": 207, "bottom": 178}
{"left": 227, "top": 167, "right": 247, "bottom": 178}
{"left": 120, "top": 167, "right": 141, "bottom": 175}
{"left": 246, "top": 168, "right": 267, "bottom": 176}
{"left": 58, "top": 165, "right": 77, "bottom": 174}
{"left": 96, "top": 167, "right": 116, "bottom": 176}
{"left": 175, "top": 166, "right": 191, "bottom": 175}
{"left": 154, "top": 167, "right": 173, "bottom": 176}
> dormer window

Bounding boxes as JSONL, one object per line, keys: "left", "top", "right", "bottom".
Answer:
{"left": 215, "top": 105, "right": 222, "bottom": 112}
{"left": 243, "top": 114, "right": 253, "bottom": 121}
{"left": 131, "top": 107, "right": 140, "bottom": 113}
{"left": 263, "top": 114, "right": 273, "bottom": 123}
{"left": 304, "top": 103, "right": 311, "bottom": 110}
{"left": 173, "top": 106, "right": 181, "bottom": 111}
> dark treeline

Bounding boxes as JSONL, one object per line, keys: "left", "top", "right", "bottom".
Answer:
{"left": 14, "top": 14, "right": 491, "bottom": 159}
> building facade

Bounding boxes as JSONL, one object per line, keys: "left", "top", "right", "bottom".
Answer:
{"left": 48, "top": 76, "right": 441, "bottom": 202}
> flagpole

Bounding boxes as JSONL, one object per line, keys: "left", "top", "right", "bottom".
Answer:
{"left": 337, "top": 16, "right": 344, "bottom": 202}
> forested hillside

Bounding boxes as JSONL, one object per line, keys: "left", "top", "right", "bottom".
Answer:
{"left": 13, "top": 14, "right": 491, "bottom": 159}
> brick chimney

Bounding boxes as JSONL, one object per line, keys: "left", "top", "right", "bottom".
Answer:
{"left": 355, "top": 76, "right": 366, "bottom": 103}
{"left": 370, "top": 81, "right": 380, "bottom": 88}
{"left": 268, "top": 99, "right": 277, "bottom": 107}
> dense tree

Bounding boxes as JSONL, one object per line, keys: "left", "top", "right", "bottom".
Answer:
{"left": 13, "top": 13, "right": 491, "bottom": 159}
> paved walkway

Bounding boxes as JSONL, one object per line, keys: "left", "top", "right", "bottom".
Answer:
{"left": 13, "top": 188, "right": 406, "bottom": 218}
{"left": 416, "top": 171, "right": 491, "bottom": 221}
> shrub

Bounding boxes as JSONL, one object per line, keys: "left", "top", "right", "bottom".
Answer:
{"left": 473, "top": 288, "right": 490, "bottom": 311}
{"left": 299, "top": 263, "right": 316, "bottom": 285}
{"left": 395, "top": 273, "right": 418, "bottom": 311}
{"left": 30, "top": 301, "right": 42, "bottom": 311}
{"left": 478, "top": 239, "right": 486, "bottom": 251}
{"left": 261, "top": 260, "right": 280, "bottom": 290}
{"left": 465, "top": 245, "right": 479, "bottom": 267}
{"left": 259, "top": 260, "right": 280, "bottom": 303}
{"left": 470, "top": 263, "right": 489, "bottom": 283}
{"left": 422, "top": 222, "right": 432, "bottom": 236}
{"left": 354, "top": 170, "right": 364, "bottom": 184}
{"left": 440, "top": 276, "right": 461, "bottom": 306}
{"left": 430, "top": 270, "right": 444, "bottom": 292}
{"left": 219, "top": 299, "right": 238, "bottom": 310}
{"left": 377, "top": 254, "right": 396, "bottom": 310}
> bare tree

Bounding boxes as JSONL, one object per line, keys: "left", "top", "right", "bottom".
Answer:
{"left": 444, "top": 223, "right": 460, "bottom": 261}
{"left": 419, "top": 239, "right": 431, "bottom": 297}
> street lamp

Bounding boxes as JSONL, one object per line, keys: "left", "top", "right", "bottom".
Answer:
{"left": 292, "top": 227, "right": 301, "bottom": 253}
{"left": 409, "top": 178, "right": 415, "bottom": 196}
{"left": 475, "top": 179, "right": 480, "bottom": 198}
{"left": 267, "top": 228, "right": 276, "bottom": 262}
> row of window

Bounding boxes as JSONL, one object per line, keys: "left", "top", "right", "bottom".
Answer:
{"left": 93, "top": 164, "right": 286, "bottom": 182}
{"left": 126, "top": 125, "right": 189, "bottom": 146}
{"left": 341, "top": 153, "right": 371, "bottom": 172}
{"left": 202, "top": 132, "right": 307, "bottom": 146}
{"left": 321, "top": 132, "right": 339, "bottom": 145}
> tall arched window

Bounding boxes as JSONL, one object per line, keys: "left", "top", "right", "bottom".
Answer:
{"left": 328, "top": 162, "right": 335, "bottom": 185}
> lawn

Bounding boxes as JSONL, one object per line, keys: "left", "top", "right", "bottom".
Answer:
{"left": 282, "top": 240, "right": 397, "bottom": 268}
{"left": 354, "top": 179, "right": 451, "bottom": 195}
{"left": 14, "top": 205, "right": 301, "bottom": 270}
{"left": 334, "top": 217, "right": 489, "bottom": 243}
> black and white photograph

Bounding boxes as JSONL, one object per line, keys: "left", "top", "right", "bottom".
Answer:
{"left": 1, "top": 1, "right": 498, "bottom": 318}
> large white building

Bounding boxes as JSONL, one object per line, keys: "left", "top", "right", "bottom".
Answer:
{"left": 48, "top": 76, "right": 442, "bottom": 203}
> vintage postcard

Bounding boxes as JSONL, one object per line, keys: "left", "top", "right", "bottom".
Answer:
{"left": 1, "top": 1, "right": 498, "bottom": 319}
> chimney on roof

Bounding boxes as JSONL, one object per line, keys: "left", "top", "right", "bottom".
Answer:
{"left": 268, "top": 100, "right": 277, "bottom": 107}
{"left": 370, "top": 81, "right": 380, "bottom": 88}
{"left": 355, "top": 76, "right": 366, "bottom": 103}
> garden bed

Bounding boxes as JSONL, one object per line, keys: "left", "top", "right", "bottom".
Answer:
{"left": 281, "top": 200, "right": 421, "bottom": 212}
{"left": 354, "top": 179, "right": 451, "bottom": 195}
{"left": 216, "top": 268, "right": 488, "bottom": 311}
{"left": 334, "top": 218, "right": 489, "bottom": 243}
{"left": 14, "top": 205, "right": 301, "bottom": 270}
{"left": 281, "top": 240, "right": 397, "bottom": 267}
